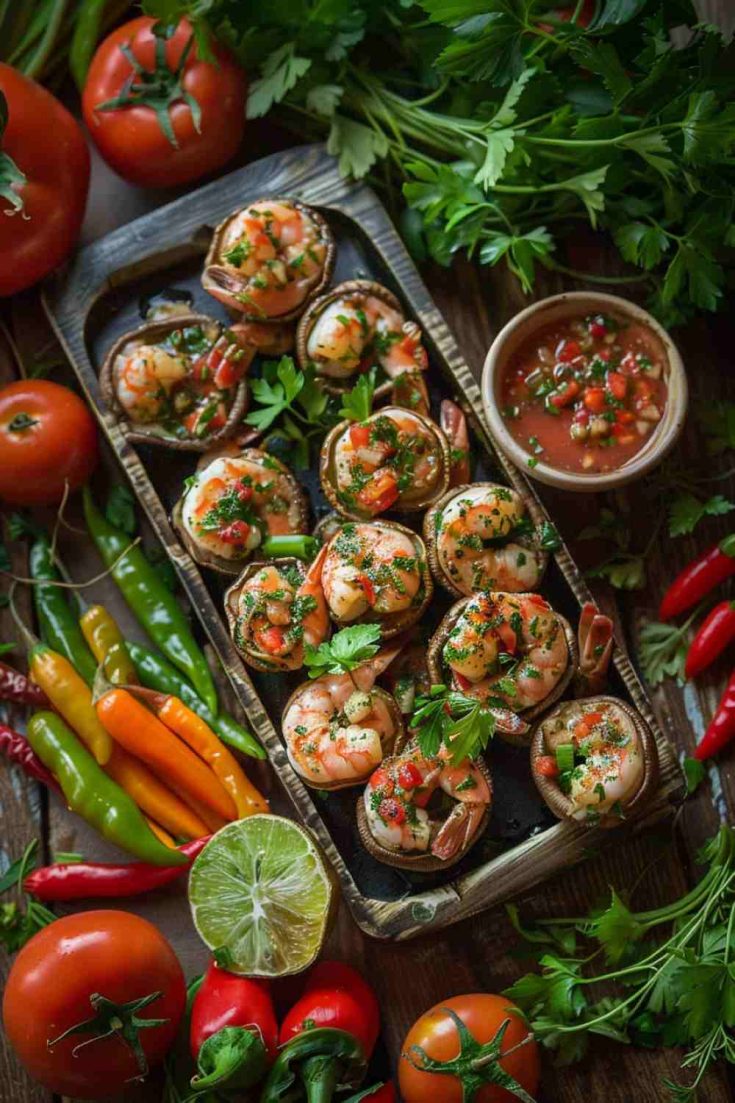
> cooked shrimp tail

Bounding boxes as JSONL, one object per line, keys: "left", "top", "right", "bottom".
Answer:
{"left": 440, "top": 399, "right": 471, "bottom": 486}
{"left": 575, "top": 601, "right": 614, "bottom": 696}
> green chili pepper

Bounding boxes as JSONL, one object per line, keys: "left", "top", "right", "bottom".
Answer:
{"left": 126, "top": 641, "right": 265, "bottom": 761}
{"left": 27, "top": 711, "right": 186, "bottom": 867}
{"left": 259, "top": 1028, "right": 366, "bottom": 1103}
{"left": 69, "top": 0, "right": 107, "bottom": 90}
{"left": 30, "top": 538, "right": 98, "bottom": 687}
{"left": 83, "top": 487, "right": 218, "bottom": 715}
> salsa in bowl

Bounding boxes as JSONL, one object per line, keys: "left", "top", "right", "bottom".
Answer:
{"left": 481, "top": 293, "right": 686, "bottom": 491}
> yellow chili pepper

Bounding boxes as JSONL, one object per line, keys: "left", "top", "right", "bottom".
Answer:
{"left": 80, "top": 604, "right": 137, "bottom": 686}
{"left": 158, "top": 695, "right": 269, "bottom": 818}
{"left": 104, "top": 746, "right": 209, "bottom": 841}
{"left": 145, "top": 818, "right": 176, "bottom": 848}
{"left": 29, "top": 644, "right": 112, "bottom": 765}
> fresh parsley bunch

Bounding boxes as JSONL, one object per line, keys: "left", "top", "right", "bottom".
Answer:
{"left": 505, "top": 825, "right": 735, "bottom": 1101}
{"left": 144, "top": 0, "right": 735, "bottom": 324}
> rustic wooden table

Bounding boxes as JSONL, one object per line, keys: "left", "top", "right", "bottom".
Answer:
{"left": 2, "top": 33, "right": 735, "bottom": 1097}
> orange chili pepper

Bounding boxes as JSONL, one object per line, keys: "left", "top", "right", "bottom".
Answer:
{"left": 95, "top": 689, "right": 236, "bottom": 821}
{"left": 158, "top": 696, "right": 268, "bottom": 818}
{"left": 104, "top": 746, "right": 209, "bottom": 841}
{"left": 167, "top": 781, "right": 229, "bottom": 834}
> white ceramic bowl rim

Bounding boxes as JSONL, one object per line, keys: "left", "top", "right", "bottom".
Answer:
{"left": 481, "top": 291, "right": 688, "bottom": 492}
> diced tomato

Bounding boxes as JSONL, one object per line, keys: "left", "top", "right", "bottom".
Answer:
{"left": 220, "top": 520, "right": 250, "bottom": 545}
{"left": 357, "top": 470, "right": 400, "bottom": 513}
{"left": 190, "top": 355, "right": 209, "bottom": 382}
{"left": 369, "top": 768, "right": 392, "bottom": 792}
{"left": 379, "top": 798, "right": 406, "bottom": 825}
{"left": 358, "top": 574, "right": 376, "bottom": 606}
{"left": 235, "top": 479, "right": 253, "bottom": 502}
{"left": 634, "top": 379, "right": 654, "bottom": 400}
{"left": 528, "top": 594, "right": 550, "bottom": 608}
{"left": 558, "top": 339, "right": 582, "bottom": 363}
{"left": 549, "top": 380, "right": 580, "bottom": 409}
{"left": 214, "top": 355, "right": 245, "bottom": 389}
{"left": 583, "top": 387, "right": 607, "bottom": 414}
{"left": 597, "top": 348, "right": 611, "bottom": 362}
{"left": 398, "top": 762, "right": 423, "bottom": 789}
{"left": 349, "top": 423, "right": 371, "bottom": 449}
{"left": 616, "top": 410, "right": 635, "bottom": 425}
{"left": 589, "top": 320, "right": 607, "bottom": 339}
{"left": 256, "top": 624, "right": 286, "bottom": 654}
{"left": 535, "top": 756, "right": 559, "bottom": 778}
{"left": 453, "top": 671, "right": 472, "bottom": 692}
{"left": 606, "top": 372, "right": 627, "bottom": 401}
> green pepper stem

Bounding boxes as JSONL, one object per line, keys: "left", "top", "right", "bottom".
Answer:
{"left": 303, "top": 1054, "right": 340, "bottom": 1103}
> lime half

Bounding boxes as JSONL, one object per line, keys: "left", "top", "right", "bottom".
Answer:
{"left": 189, "top": 815, "right": 337, "bottom": 977}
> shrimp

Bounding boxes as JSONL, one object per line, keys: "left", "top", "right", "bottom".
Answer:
{"left": 232, "top": 546, "right": 329, "bottom": 671}
{"left": 116, "top": 344, "right": 187, "bottom": 422}
{"left": 434, "top": 485, "right": 546, "bottom": 594}
{"left": 330, "top": 408, "right": 445, "bottom": 516}
{"left": 215, "top": 200, "right": 328, "bottom": 318}
{"left": 282, "top": 645, "right": 402, "bottom": 785}
{"left": 362, "top": 743, "right": 491, "bottom": 860}
{"left": 540, "top": 699, "right": 643, "bottom": 820}
{"left": 440, "top": 399, "right": 471, "bottom": 486}
{"left": 320, "top": 522, "right": 423, "bottom": 622}
{"left": 441, "top": 592, "right": 569, "bottom": 710}
{"left": 230, "top": 321, "right": 295, "bottom": 355}
{"left": 304, "top": 283, "right": 429, "bottom": 387}
{"left": 574, "top": 601, "right": 614, "bottom": 696}
{"left": 181, "top": 450, "right": 307, "bottom": 562}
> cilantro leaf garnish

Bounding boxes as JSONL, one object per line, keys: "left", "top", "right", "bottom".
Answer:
{"left": 339, "top": 368, "right": 376, "bottom": 422}
{"left": 409, "top": 685, "right": 496, "bottom": 764}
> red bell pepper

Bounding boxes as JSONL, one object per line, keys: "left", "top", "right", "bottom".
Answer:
{"left": 24, "top": 835, "right": 209, "bottom": 901}
{"left": 188, "top": 960, "right": 277, "bottom": 1095}
{"left": 0, "top": 660, "right": 48, "bottom": 706}
{"left": 660, "top": 535, "right": 735, "bottom": 621}
{"left": 262, "top": 961, "right": 381, "bottom": 1103}
{"left": 695, "top": 671, "right": 735, "bottom": 760}
{"left": 685, "top": 601, "right": 735, "bottom": 678}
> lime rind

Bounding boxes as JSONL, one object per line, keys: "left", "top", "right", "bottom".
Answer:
{"left": 189, "top": 815, "right": 334, "bottom": 977}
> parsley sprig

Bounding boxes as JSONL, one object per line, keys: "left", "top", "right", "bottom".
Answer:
{"left": 504, "top": 825, "right": 735, "bottom": 1099}
{"left": 304, "top": 623, "right": 382, "bottom": 680}
{"left": 410, "top": 684, "right": 496, "bottom": 764}
{"left": 144, "top": 0, "right": 735, "bottom": 325}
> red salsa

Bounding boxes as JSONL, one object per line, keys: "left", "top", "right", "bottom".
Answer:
{"left": 500, "top": 311, "right": 668, "bottom": 474}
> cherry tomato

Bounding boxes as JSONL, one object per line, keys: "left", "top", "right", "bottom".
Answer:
{"left": 3, "top": 910, "right": 185, "bottom": 1099}
{"left": 399, "top": 994, "right": 539, "bottom": 1103}
{"left": 0, "top": 65, "right": 89, "bottom": 296}
{"left": 0, "top": 380, "right": 98, "bottom": 506}
{"left": 82, "top": 17, "right": 247, "bottom": 188}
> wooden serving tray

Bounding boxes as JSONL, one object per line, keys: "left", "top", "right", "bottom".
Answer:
{"left": 43, "top": 143, "right": 684, "bottom": 940}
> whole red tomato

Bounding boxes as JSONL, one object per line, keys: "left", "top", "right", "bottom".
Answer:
{"left": 399, "top": 994, "right": 540, "bottom": 1103}
{"left": 82, "top": 17, "right": 247, "bottom": 188}
{"left": 2, "top": 910, "right": 186, "bottom": 1099}
{"left": 0, "top": 66, "right": 89, "bottom": 297}
{"left": 0, "top": 380, "right": 98, "bottom": 505}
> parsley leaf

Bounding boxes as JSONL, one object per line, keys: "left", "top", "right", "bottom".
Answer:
{"left": 246, "top": 357, "right": 305, "bottom": 432}
{"left": 588, "top": 553, "right": 645, "bottom": 591}
{"left": 304, "top": 624, "right": 381, "bottom": 679}
{"left": 637, "top": 618, "right": 689, "bottom": 685}
{"left": 668, "top": 492, "right": 734, "bottom": 537}
{"left": 339, "top": 369, "right": 376, "bottom": 422}
{"left": 409, "top": 685, "right": 495, "bottom": 764}
{"left": 327, "top": 114, "right": 389, "bottom": 178}
{"left": 247, "top": 44, "right": 311, "bottom": 119}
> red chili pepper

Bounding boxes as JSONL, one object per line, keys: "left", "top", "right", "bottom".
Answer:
{"left": 279, "top": 961, "right": 380, "bottom": 1060}
{"left": 0, "top": 660, "right": 48, "bottom": 706}
{"left": 685, "top": 601, "right": 735, "bottom": 678}
{"left": 23, "top": 835, "right": 210, "bottom": 901}
{"left": 0, "top": 723, "right": 60, "bottom": 791}
{"left": 188, "top": 960, "right": 278, "bottom": 1091}
{"left": 695, "top": 671, "right": 735, "bottom": 760}
{"left": 660, "top": 536, "right": 735, "bottom": 620}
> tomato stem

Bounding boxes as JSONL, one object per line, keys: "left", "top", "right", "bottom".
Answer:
{"left": 46, "top": 989, "right": 170, "bottom": 1080}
